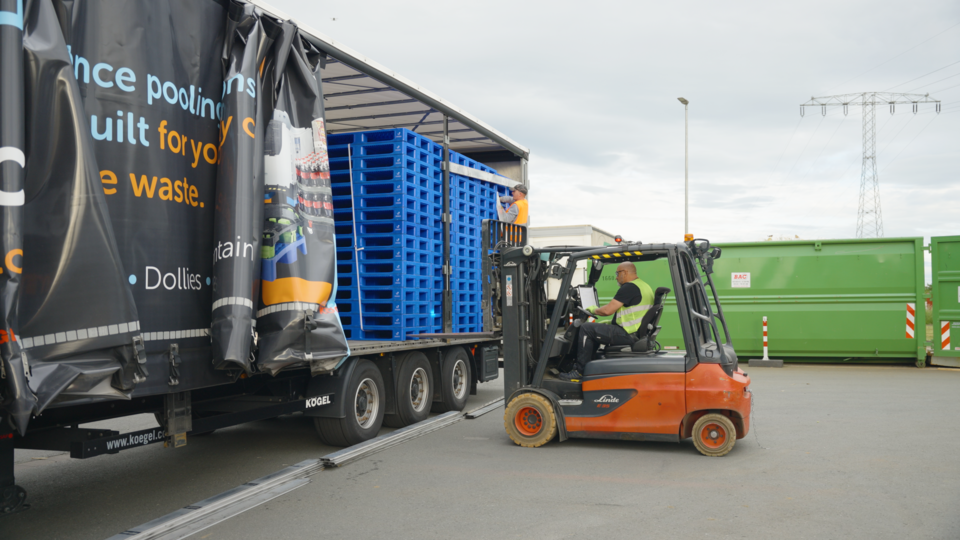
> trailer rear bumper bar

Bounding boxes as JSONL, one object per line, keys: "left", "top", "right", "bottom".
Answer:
{"left": 15, "top": 397, "right": 314, "bottom": 458}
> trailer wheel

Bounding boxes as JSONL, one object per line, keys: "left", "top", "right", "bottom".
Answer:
{"left": 384, "top": 351, "right": 433, "bottom": 427}
{"left": 692, "top": 413, "right": 737, "bottom": 457}
{"left": 432, "top": 347, "right": 472, "bottom": 413}
{"left": 314, "top": 359, "right": 385, "bottom": 446}
{"left": 504, "top": 393, "right": 557, "bottom": 448}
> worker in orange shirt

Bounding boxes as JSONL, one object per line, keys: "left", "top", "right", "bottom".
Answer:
{"left": 499, "top": 184, "right": 529, "bottom": 226}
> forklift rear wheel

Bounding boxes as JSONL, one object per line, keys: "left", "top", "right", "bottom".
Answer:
{"left": 315, "top": 359, "right": 385, "bottom": 446}
{"left": 432, "top": 347, "right": 471, "bottom": 413}
{"left": 384, "top": 351, "right": 433, "bottom": 428}
{"left": 504, "top": 393, "right": 557, "bottom": 448}
{"left": 692, "top": 413, "right": 736, "bottom": 457}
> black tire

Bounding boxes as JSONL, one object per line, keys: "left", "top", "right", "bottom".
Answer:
{"left": 383, "top": 351, "right": 433, "bottom": 428}
{"left": 691, "top": 413, "right": 737, "bottom": 457}
{"left": 504, "top": 393, "right": 557, "bottom": 448}
{"left": 432, "top": 347, "right": 472, "bottom": 413}
{"left": 314, "top": 359, "right": 385, "bottom": 446}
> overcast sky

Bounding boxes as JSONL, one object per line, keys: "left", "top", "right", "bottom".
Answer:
{"left": 273, "top": 0, "right": 959, "bottom": 246}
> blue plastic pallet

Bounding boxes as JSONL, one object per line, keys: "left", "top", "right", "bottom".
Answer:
{"left": 329, "top": 156, "right": 438, "bottom": 176}
{"left": 336, "top": 260, "right": 441, "bottom": 281}
{"left": 334, "top": 177, "right": 443, "bottom": 200}
{"left": 328, "top": 128, "right": 443, "bottom": 154}
{"left": 346, "top": 220, "right": 441, "bottom": 238}
{"left": 328, "top": 140, "right": 442, "bottom": 165}
{"left": 336, "top": 234, "right": 442, "bottom": 253}
{"left": 330, "top": 169, "right": 442, "bottom": 192}
{"left": 341, "top": 287, "right": 442, "bottom": 304}
{"left": 332, "top": 206, "right": 442, "bottom": 228}
{"left": 350, "top": 326, "right": 441, "bottom": 341}
{"left": 326, "top": 153, "right": 441, "bottom": 174}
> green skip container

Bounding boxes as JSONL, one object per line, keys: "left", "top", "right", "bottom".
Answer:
{"left": 930, "top": 235, "right": 960, "bottom": 367}
{"left": 596, "top": 237, "right": 927, "bottom": 365}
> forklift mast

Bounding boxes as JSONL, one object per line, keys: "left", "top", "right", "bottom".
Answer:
{"left": 500, "top": 239, "right": 736, "bottom": 396}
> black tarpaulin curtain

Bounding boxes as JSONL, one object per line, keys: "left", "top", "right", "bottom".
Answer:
{"left": 0, "top": 0, "right": 348, "bottom": 435}
{"left": 256, "top": 17, "right": 348, "bottom": 376}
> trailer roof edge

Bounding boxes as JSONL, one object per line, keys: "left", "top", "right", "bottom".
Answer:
{"left": 247, "top": 0, "right": 531, "bottom": 160}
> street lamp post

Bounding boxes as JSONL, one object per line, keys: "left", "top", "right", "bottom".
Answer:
{"left": 677, "top": 97, "right": 689, "bottom": 236}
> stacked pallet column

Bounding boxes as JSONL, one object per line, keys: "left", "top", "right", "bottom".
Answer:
{"left": 328, "top": 129, "right": 444, "bottom": 340}
{"left": 448, "top": 151, "right": 511, "bottom": 333}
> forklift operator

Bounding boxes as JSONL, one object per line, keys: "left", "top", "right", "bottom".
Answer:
{"left": 559, "top": 262, "right": 655, "bottom": 381}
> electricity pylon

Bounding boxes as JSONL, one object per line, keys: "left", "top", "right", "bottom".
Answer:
{"left": 800, "top": 92, "right": 940, "bottom": 238}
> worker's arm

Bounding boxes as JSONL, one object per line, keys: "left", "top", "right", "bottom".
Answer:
{"left": 503, "top": 203, "right": 519, "bottom": 224}
{"left": 499, "top": 195, "right": 515, "bottom": 204}
{"left": 587, "top": 299, "right": 623, "bottom": 317}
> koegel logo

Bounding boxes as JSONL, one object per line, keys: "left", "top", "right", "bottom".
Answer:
{"left": 594, "top": 394, "right": 620, "bottom": 404}
{"left": 305, "top": 394, "right": 333, "bottom": 408}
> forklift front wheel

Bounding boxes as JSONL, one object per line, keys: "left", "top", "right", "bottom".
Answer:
{"left": 504, "top": 393, "right": 557, "bottom": 448}
{"left": 691, "top": 413, "right": 737, "bottom": 457}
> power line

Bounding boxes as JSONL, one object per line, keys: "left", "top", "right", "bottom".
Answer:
{"left": 784, "top": 114, "right": 825, "bottom": 180}
{"left": 907, "top": 71, "right": 960, "bottom": 92}
{"left": 771, "top": 116, "right": 803, "bottom": 175}
{"left": 826, "top": 22, "right": 960, "bottom": 93}
{"left": 885, "top": 59, "right": 960, "bottom": 91}
{"left": 877, "top": 113, "right": 915, "bottom": 157}
{"left": 928, "top": 81, "right": 960, "bottom": 94}
{"left": 804, "top": 115, "right": 848, "bottom": 175}
{"left": 881, "top": 115, "right": 939, "bottom": 171}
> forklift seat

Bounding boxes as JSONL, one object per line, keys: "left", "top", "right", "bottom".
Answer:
{"left": 608, "top": 287, "right": 671, "bottom": 354}
{"left": 583, "top": 353, "right": 685, "bottom": 376}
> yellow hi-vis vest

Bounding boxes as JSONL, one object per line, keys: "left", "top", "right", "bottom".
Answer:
{"left": 615, "top": 278, "right": 655, "bottom": 334}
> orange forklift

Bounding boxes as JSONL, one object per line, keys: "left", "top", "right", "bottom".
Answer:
{"left": 496, "top": 237, "right": 751, "bottom": 456}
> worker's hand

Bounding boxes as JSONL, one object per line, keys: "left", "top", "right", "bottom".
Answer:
{"left": 585, "top": 305, "right": 598, "bottom": 315}
{"left": 499, "top": 195, "right": 514, "bottom": 203}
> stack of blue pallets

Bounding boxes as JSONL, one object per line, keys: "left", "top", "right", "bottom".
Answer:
{"left": 328, "top": 129, "right": 444, "bottom": 340}
{"left": 327, "top": 128, "right": 512, "bottom": 340}
{"left": 448, "top": 156, "right": 511, "bottom": 333}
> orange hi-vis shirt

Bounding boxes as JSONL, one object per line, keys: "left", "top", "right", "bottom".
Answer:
{"left": 512, "top": 199, "right": 529, "bottom": 225}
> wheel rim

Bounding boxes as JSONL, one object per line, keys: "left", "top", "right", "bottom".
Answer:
{"left": 451, "top": 359, "right": 467, "bottom": 400}
{"left": 699, "top": 422, "right": 727, "bottom": 449}
{"left": 355, "top": 378, "right": 380, "bottom": 429}
{"left": 514, "top": 406, "right": 543, "bottom": 436}
{"left": 409, "top": 367, "right": 429, "bottom": 412}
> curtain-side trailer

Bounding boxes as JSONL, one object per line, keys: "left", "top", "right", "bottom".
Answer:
{"left": 0, "top": 0, "right": 529, "bottom": 514}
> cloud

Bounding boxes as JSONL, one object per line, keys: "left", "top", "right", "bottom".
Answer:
{"left": 275, "top": 0, "right": 960, "bottom": 242}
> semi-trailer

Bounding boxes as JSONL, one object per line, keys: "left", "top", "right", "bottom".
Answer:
{"left": 0, "top": 0, "right": 529, "bottom": 514}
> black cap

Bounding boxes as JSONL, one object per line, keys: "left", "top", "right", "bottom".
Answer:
{"left": 513, "top": 184, "right": 528, "bottom": 195}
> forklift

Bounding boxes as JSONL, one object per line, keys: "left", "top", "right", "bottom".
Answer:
{"left": 497, "top": 237, "right": 751, "bottom": 456}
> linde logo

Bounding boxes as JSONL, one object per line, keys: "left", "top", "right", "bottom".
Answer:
{"left": 594, "top": 394, "right": 620, "bottom": 404}
{"left": 305, "top": 394, "right": 333, "bottom": 408}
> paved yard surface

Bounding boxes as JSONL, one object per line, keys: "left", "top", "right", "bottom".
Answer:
{"left": 2, "top": 364, "right": 959, "bottom": 539}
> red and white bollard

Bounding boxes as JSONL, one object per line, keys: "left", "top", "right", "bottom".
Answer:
{"left": 749, "top": 316, "right": 782, "bottom": 367}
{"left": 943, "top": 321, "right": 952, "bottom": 351}
{"left": 762, "top": 316, "right": 770, "bottom": 360}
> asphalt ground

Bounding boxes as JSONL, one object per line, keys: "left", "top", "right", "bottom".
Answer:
{"left": 3, "top": 364, "right": 960, "bottom": 539}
